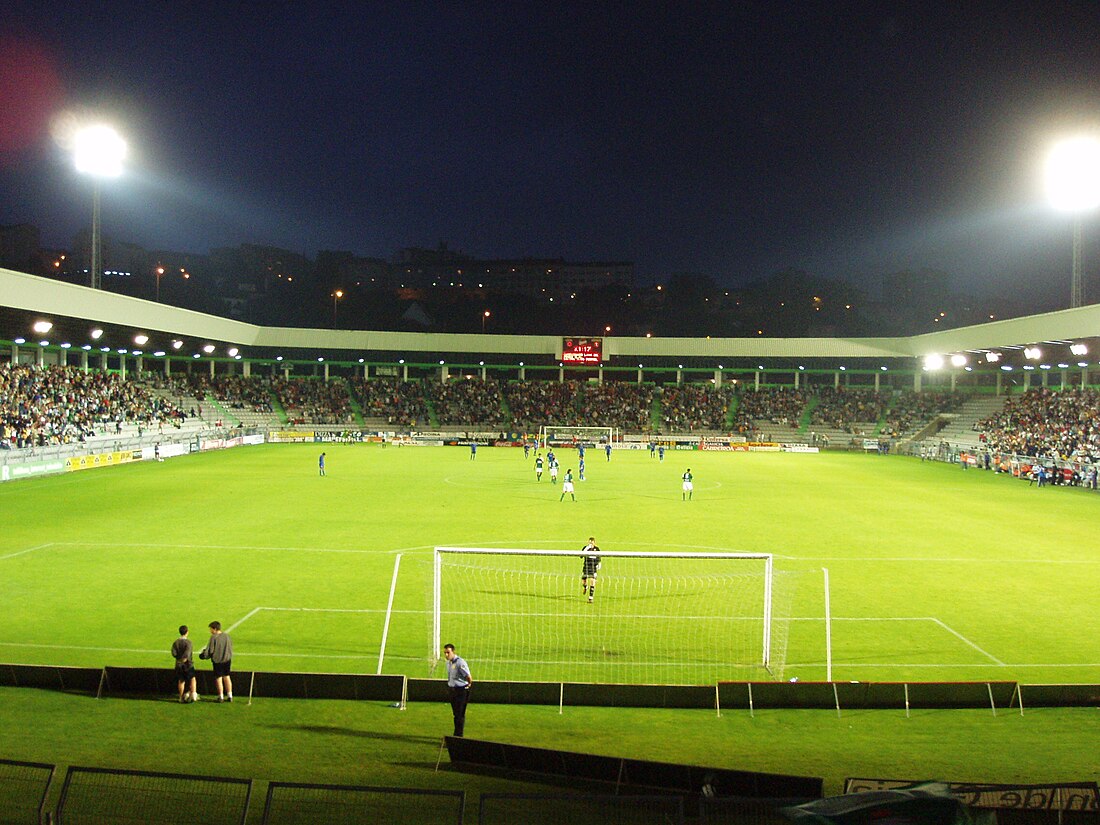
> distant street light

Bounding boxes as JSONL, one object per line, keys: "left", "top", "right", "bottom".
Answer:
{"left": 1046, "top": 136, "right": 1100, "bottom": 308}
{"left": 482, "top": 309, "right": 490, "bottom": 333}
{"left": 73, "top": 125, "right": 127, "bottom": 290}
{"left": 155, "top": 266, "right": 165, "bottom": 301}
{"left": 333, "top": 289, "right": 344, "bottom": 327}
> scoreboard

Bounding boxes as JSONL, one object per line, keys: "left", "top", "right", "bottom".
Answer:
{"left": 561, "top": 337, "right": 604, "bottom": 365}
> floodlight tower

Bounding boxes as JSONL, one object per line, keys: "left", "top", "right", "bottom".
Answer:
{"left": 73, "top": 125, "right": 127, "bottom": 290}
{"left": 1045, "top": 136, "right": 1100, "bottom": 308}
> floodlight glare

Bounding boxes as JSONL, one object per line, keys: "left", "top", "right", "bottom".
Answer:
{"left": 172, "top": 340, "right": 183, "bottom": 350}
{"left": 90, "top": 329, "right": 103, "bottom": 340}
{"left": 33, "top": 320, "right": 53, "bottom": 334}
{"left": 985, "top": 352, "right": 1001, "bottom": 363}
{"left": 14, "top": 337, "right": 25, "bottom": 344}
{"left": 1024, "top": 347, "right": 1042, "bottom": 360}
{"left": 61, "top": 343, "right": 71, "bottom": 349}
{"left": 1046, "top": 136, "right": 1100, "bottom": 212}
{"left": 1070, "top": 343, "right": 1088, "bottom": 356}
{"left": 227, "top": 347, "right": 239, "bottom": 357}
{"left": 202, "top": 344, "right": 215, "bottom": 354}
{"left": 133, "top": 334, "right": 149, "bottom": 346}
{"left": 923, "top": 354, "right": 945, "bottom": 371}
{"left": 73, "top": 125, "right": 127, "bottom": 178}
{"left": 950, "top": 354, "right": 967, "bottom": 367}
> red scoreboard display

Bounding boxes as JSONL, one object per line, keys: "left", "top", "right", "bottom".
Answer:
{"left": 561, "top": 337, "right": 604, "bottom": 365}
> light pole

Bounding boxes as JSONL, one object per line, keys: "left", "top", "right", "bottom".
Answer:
{"left": 1045, "top": 136, "right": 1100, "bottom": 308}
{"left": 481, "top": 309, "right": 490, "bottom": 333}
{"left": 333, "top": 290, "right": 343, "bottom": 327}
{"left": 155, "top": 266, "right": 165, "bottom": 302}
{"left": 73, "top": 125, "right": 127, "bottom": 290}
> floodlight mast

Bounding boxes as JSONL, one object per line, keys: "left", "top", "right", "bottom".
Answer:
{"left": 73, "top": 125, "right": 127, "bottom": 291}
{"left": 1046, "top": 136, "right": 1100, "bottom": 308}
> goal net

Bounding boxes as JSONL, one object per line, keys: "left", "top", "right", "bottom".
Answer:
{"left": 537, "top": 425, "right": 617, "bottom": 451}
{"left": 430, "top": 548, "right": 792, "bottom": 684}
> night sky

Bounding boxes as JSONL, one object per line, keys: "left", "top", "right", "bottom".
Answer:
{"left": 2, "top": 2, "right": 1100, "bottom": 307}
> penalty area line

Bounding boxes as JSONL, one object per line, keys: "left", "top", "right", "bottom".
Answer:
{"left": 0, "top": 543, "right": 55, "bottom": 561}
{"left": 931, "top": 618, "right": 1005, "bottom": 666}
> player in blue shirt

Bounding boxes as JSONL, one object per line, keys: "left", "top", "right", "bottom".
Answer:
{"left": 658, "top": 445, "right": 665, "bottom": 462}
{"left": 470, "top": 442, "right": 477, "bottom": 460}
{"left": 578, "top": 456, "right": 585, "bottom": 481}
{"left": 318, "top": 452, "right": 326, "bottom": 476}
{"left": 605, "top": 442, "right": 612, "bottom": 461}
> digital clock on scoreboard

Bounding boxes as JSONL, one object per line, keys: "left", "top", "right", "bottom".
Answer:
{"left": 561, "top": 337, "right": 603, "bottom": 365}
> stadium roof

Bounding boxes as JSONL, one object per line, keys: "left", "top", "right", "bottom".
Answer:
{"left": 3, "top": 267, "right": 1098, "bottom": 363}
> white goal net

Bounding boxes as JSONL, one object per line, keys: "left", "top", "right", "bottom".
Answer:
{"left": 431, "top": 547, "right": 793, "bottom": 684}
{"left": 537, "top": 425, "right": 617, "bottom": 451}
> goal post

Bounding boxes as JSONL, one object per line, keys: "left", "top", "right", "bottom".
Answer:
{"left": 431, "top": 547, "right": 780, "bottom": 685}
{"left": 537, "top": 425, "right": 618, "bottom": 451}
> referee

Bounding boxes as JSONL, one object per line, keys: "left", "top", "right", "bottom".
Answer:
{"left": 443, "top": 644, "right": 472, "bottom": 737}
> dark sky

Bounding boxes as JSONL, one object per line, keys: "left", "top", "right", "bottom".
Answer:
{"left": 2, "top": 1, "right": 1100, "bottom": 305}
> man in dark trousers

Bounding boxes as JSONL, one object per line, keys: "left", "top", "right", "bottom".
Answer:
{"left": 443, "top": 643, "right": 472, "bottom": 736}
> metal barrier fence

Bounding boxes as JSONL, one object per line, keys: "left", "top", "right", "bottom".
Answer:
{"left": 698, "top": 796, "right": 820, "bottom": 825}
{"left": 262, "top": 782, "right": 465, "bottom": 825}
{"left": 0, "top": 758, "right": 55, "bottom": 825}
{"left": 55, "top": 766, "right": 252, "bottom": 825}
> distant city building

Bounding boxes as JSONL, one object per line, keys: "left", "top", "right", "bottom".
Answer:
{"left": 397, "top": 242, "right": 633, "bottom": 296}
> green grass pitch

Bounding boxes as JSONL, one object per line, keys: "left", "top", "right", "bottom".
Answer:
{"left": 2, "top": 444, "right": 1098, "bottom": 683}
{"left": 2, "top": 444, "right": 1100, "bottom": 794}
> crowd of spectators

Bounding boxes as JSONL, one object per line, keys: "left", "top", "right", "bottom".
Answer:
{"left": 578, "top": 382, "right": 656, "bottom": 431}
{"left": 424, "top": 377, "right": 506, "bottom": 425}
{"left": 736, "top": 387, "right": 810, "bottom": 428}
{"left": 271, "top": 378, "right": 354, "bottom": 425}
{"left": 0, "top": 363, "right": 187, "bottom": 448}
{"left": 975, "top": 387, "right": 1100, "bottom": 462}
{"left": 881, "top": 390, "right": 965, "bottom": 438}
{"left": 349, "top": 378, "right": 429, "bottom": 427}
{"left": 179, "top": 375, "right": 275, "bottom": 413}
{"left": 504, "top": 380, "right": 584, "bottom": 429}
{"left": 810, "top": 388, "right": 890, "bottom": 433}
{"left": 660, "top": 385, "right": 735, "bottom": 432}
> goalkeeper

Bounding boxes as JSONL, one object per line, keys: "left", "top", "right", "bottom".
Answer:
{"left": 581, "top": 537, "right": 601, "bottom": 603}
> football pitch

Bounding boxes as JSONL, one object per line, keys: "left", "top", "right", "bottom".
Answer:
{"left": 3, "top": 443, "right": 1099, "bottom": 686}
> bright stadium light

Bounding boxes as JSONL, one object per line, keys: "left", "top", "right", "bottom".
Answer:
{"left": 1047, "top": 136, "right": 1100, "bottom": 212}
{"left": 73, "top": 124, "right": 127, "bottom": 290}
{"left": 227, "top": 347, "right": 239, "bottom": 357}
{"left": 1070, "top": 343, "right": 1088, "bottom": 356}
{"left": 923, "top": 354, "right": 945, "bottom": 371}
{"left": 172, "top": 340, "right": 183, "bottom": 350}
{"left": 985, "top": 352, "right": 1001, "bottom": 363}
{"left": 1024, "top": 347, "right": 1042, "bottom": 360}
{"left": 14, "top": 337, "right": 25, "bottom": 344}
{"left": 133, "top": 334, "right": 149, "bottom": 346}
{"left": 33, "top": 320, "right": 53, "bottom": 334}
{"left": 202, "top": 344, "right": 215, "bottom": 354}
{"left": 1046, "top": 136, "right": 1100, "bottom": 307}
{"left": 90, "top": 328, "right": 103, "bottom": 340}
{"left": 950, "top": 354, "right": 967, "bottom": 367}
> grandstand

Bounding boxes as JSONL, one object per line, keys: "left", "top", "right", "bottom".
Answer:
{"left": 3, "top": 267, "right": 1100, "bottom": 815}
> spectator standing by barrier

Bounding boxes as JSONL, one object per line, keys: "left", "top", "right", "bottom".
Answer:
{"left": 199, "top": 621, "right": 234, "bottom": 702}
{"left": 171, "top": 625, "right": 198, "bottom": 704}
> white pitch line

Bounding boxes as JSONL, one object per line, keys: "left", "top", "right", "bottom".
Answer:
{"left": 0, "top": 543, "right": 54, "bottom": 561}
{"left": 50, "top": 541, "right": 408, "bottom": 556}
{"left": 788, "top": 556, "right": 1100, "bottom": 564}
{"left": 225, "top": 607, "right": 265, "bottom": 634}
{"left": 930, "top": 618, "right": 1006, "bottom": 666}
